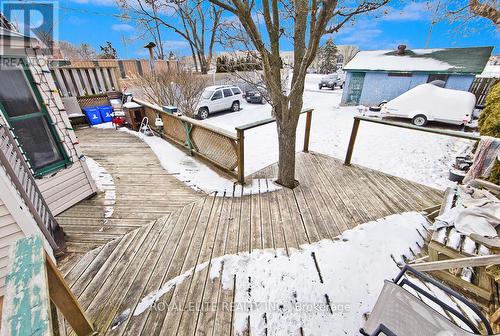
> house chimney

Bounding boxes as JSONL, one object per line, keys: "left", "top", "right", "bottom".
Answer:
{"left": 396, "top": 44, "right": 407, "bottom": 55}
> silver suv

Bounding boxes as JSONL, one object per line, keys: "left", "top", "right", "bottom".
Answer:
{"left": 195, "top": 85, "right": 242, "bottom": 119}
{"left": 318, "top": 74, "right": 344, "bottom": 90}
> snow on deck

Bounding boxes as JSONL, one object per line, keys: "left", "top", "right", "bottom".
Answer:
{"left": 61, "top": 151, "right": 442, "bottom": 335}
{"left": 133, "top": 212, "right": 428, "bottom": 335}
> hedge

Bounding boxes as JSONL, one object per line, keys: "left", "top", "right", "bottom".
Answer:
{"left": 477, "top": 81, "right": 500, "bottom": 185}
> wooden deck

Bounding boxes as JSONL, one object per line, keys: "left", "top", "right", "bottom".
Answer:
{"left": 56, "top": 128, "right": 203, "bottom": 263}
{"left": 60, "top": 150, "right": 443, "bottom": 335}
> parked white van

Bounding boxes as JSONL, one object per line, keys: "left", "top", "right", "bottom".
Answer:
{"left": 380, "top": 83, "right": 476, "bottom": 126}
{"left": 195, "top": 85, "right": 243, "bottom": 119}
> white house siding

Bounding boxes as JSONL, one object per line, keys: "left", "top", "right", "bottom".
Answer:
{"left": 0, "top": 45, "right": 97, "bottom": 216}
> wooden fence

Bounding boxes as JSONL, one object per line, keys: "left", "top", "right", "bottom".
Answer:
{"left": 0, "top": 125, "right": 65, "bottom": 252}
{"left": 2, "top": 236, "right": 94, "bottom": 336}
{"left": 51, "top": 65, "right": 121, "bottom": 98}
{"left": 52, "top": 59, "right": 178, "bottom": 80}
{"left": 135, "top": 98, "right": 314, "bottom": 184}
{"left": 469, "top": 77, "right": 499, "bottom": 106}
{"left": 344, "top": 116, "right": 481, "bottom": 166}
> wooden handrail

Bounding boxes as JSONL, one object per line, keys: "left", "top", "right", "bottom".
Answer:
{"left": 235, "top": 108, "right": 314, "bottom": 131}
{"left": 235, "top": 108, "right": 314, "bottom": 184}
{"left": 2, "top": 236, "right": 94, "bottom": 336}
{"left": 133, "top": 98, "right": 238, "bottom": 140}
{"left": 344, "top": 116, "right": 480, "bottom": 165}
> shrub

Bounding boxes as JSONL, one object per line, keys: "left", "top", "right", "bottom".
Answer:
{"left": 477, "top": 81, "right": 500, "bottom": 185}
{"left": 136, "top": 70, "right": 209, "bottom": 117}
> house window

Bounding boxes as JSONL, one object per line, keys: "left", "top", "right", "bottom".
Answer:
{"left": 388, "top": 73, "right": 413, "bottom": 77}
{"left": 0, "top": 62, "right": 70, "bottom": 177}
{"left": 427, "top": 74, "right": 449, "bottom": 84}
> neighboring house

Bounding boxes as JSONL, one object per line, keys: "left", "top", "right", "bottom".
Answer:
{"left": 341, "top": 45, "right": 493, "bottom": 106}
{"left": 309, "top": 45, "right": 359, "bottom": 72}
{"left": 281, "top": 45, "right": 359, "bottom": 72}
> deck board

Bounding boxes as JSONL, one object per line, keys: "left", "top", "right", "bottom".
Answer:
{"left": 61, "top": 150, "right": 443, "bottom": 335}
{"left": 56, "top": 128, "right": 203, "bottom": 263}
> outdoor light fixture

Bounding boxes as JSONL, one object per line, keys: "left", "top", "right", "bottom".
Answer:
{"left": 144, "top": 42, "right": 156, "bottom": 73}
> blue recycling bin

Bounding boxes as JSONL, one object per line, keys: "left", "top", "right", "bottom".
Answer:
{"left": 83, "top": 107, "right": 102, "bottom": 125}
{"left": 98, "top": 105, "right": 113, "bottom": 123}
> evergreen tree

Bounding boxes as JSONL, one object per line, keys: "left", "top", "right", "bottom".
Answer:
{"left": 318, "top": 38, "right": 338, "bottom": 74}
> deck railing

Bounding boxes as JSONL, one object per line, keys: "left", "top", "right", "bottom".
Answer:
{"left": 2, "top": 236, "right": 94, "bottom": 336}
{"left": 135, "top": 98, "right": 242, "bottom": 181}
{"left": 344, "top": 116, "right": 481, "bottom": 166}
{"left": 235, "top": 108, "right": 314, "bottom": 183}
{"left": 134, "top": 99, "right": 314, "bottom": 184}
{"left": 0, "top": 125, "right": 65, "bottom": 252}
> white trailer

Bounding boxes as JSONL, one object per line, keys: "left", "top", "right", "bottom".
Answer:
{"left": 380, "top": 83, "right": 477, "bottom": 126}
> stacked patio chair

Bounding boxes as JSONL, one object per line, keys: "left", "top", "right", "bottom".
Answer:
{"left": 426, "top": 180, "right": 499, "bottom": 314}
{"left": 361, "top": 265, "right": 497, "bottom": 336}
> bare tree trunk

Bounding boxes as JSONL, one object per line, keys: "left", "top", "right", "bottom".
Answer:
{"left": 276, "top": 116, "right": 298, "bottom": 188}
{"left": 189, "top": 44, "right": 199, "bottom": 72}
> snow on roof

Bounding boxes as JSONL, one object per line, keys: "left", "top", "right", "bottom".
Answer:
{"left": 344, "top": 47, "right": 493, "bottom": 74}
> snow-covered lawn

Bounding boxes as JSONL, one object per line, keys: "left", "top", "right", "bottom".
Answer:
{"left": 203, "top": 74, "right": 474, "bottom": 190}
{"left": 132, "top": 211, "right": 428, "bottom": 335}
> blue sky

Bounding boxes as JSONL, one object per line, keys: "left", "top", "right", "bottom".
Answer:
{"left": 40, "top": 1, "right": 500, "bottom": 58}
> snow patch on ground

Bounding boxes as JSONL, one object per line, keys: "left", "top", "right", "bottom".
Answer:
{"left": 131, "top": 212, "right": 428, "bottom": 335}
{"left": 85, "top": 157, "right": 115, "bottom": 219}
{"left": 93, "top": 122, "right": 116, "bottom": 129}
{"left": 120, "top": 128, "right": 281, "bottom": 196}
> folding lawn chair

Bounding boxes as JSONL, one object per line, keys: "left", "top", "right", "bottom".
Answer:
{"left": 360, "top": 265, "right": 496, "bottom": 336}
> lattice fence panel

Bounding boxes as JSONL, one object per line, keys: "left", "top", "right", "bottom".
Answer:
{"left": 161, "top": 113, "right": 187, "bottom": 144}
{"left": 77, "top": 95, "right": 109, "bottom": 108}
{"left": 191, "top": 126, "right": 238, "bottom": 171}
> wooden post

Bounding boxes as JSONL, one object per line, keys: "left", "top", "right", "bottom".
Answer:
{"left": 46, "top": 253, "right": 95, "bottom": 336}
{"left": 237, "top": 128, "right": 245, "bottom": 185}
{"left": 344, "top": 117, "right": 360, "bottom": 166}
{"left": 303, "top": 109, "right": 312, "bottom": 153}
{"left": 114, "top": 67, "right": 122, "bottom": 92}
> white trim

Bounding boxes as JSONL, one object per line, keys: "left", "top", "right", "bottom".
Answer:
{"left": 0, "top": 165, "right": 55, "bottom": 261}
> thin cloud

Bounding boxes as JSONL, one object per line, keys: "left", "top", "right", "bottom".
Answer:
{"left": 382, "top": 2, "right": 434, "bottom": 22}
{"left": 163, "top": 40, "right": 189, "bottom": 50}
{"left": 112, "top": 23, "right": 134, "bottom": 32}
{"left": 334, "top": 20, "right": 383, "bottom": 48}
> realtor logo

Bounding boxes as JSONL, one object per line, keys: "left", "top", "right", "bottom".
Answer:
{"left": 1, "top": 1, "right": 58, "bottom": 55}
